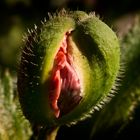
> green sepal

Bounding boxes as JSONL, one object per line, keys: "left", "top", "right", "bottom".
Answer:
{"left": 18, "top": 10, "right": 120, "bottom": 127}
{"left": 90, "top": 16, "right": 140, "bottom": 137}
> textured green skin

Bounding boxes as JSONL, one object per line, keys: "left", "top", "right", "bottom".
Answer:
{"left": 90, "top": 18, "right": 140, "bottom": 137}
{"left": 18, "top": 11, "right": 120, "bottom": 127}
{"left": 57, "top": 16, "right": 120, "bottom": 125}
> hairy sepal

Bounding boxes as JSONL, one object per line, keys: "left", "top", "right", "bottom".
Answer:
{"left": 18, "top": 11, "right": 120, "bottom": 127}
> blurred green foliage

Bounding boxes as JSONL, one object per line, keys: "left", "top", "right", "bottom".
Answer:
{"left": 0, "top": 17, "right": 24, "bottom": 69}
{"left": 0, "top": 69, "right": 32, "bottom": 140}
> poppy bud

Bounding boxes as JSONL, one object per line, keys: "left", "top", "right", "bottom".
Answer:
{"left": 18, "top": 10, "right": 120, "bottom": 127}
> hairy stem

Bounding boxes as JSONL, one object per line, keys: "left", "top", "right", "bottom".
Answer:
{"left": 45, "top": 127, "right": 59, "bottom": 140}
{"left": 30, "top": 126, "right": 59, "bottom": 140}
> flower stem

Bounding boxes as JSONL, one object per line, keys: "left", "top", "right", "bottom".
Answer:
{"left": 30, "top": 126, "right": 59, "bottom": 140}
{"left": 45, "top": 127, "right": 59, "bottom": 140}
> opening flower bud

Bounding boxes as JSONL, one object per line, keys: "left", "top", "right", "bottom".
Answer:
{"left": 18, "top": 11, "right": 120, "bottom": 126}
{"left": 49, "top": 31, "right": 82, "bottom": 118}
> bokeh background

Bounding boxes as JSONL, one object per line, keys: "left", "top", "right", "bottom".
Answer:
{"left": 0, "top": 0, "right": 140, "bottom": 140}
{"left": 1, "top": 0, "right": 140, "bottom": 70}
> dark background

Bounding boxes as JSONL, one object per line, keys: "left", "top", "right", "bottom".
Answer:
{"left": 0, "top": 0, "right": 140, "bottom": 140}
